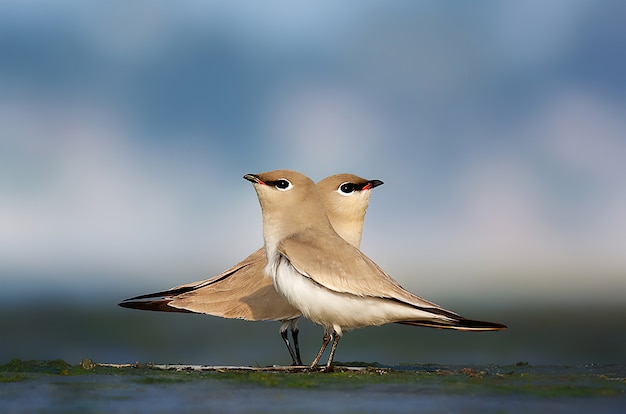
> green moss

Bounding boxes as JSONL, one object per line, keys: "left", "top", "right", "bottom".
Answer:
{"left": 200, "top": 367, "right": 463, "bottom": 390}
{"left": 334, "top": 360, "right": 382, "bottom": 368}
{"left": 0, "top": 358, "right": 135, "bottom": 376}
{"left": 134, "top": 376, "right": 190, "bottom": 384}
{"left": 0, "top": 372, "right": 28, "bottom": 383}
{"left": 0, "top": 359, "right": 74, "bottom": 375}
{"left": 1, "top": 359, "right": 623, "bottom": 397}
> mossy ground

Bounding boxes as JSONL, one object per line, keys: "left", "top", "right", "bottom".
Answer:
{"left": 1, "top": 358, "right": 624, "bottom": 398}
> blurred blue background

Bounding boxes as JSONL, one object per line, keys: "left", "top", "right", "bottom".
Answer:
{"left": 1, "top": 1, "right": 625, "bottom": 366}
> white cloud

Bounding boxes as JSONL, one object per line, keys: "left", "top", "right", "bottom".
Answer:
{"left": 358, "top": 91, "right": 626, "bottom": 303}
{"left": 263, "top": 84, "right": 386, "bottom": 178}
{"left": 0, "top": 100, "right": 261, "bottom": 286}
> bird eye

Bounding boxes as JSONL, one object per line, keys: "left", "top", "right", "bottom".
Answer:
{"left": 338, "top": 182, "right": 357, "bottom": 196}
{"left": 274, "top": 179, "right": 292, "bottom": 191}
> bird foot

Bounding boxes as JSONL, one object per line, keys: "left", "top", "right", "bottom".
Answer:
{"left": 307, "top": 364, "right": 334, "bottom": 373}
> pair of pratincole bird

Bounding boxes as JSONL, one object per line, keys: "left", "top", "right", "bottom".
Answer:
{"left": 119, "top": 170, "right": 506, "bottom": 369}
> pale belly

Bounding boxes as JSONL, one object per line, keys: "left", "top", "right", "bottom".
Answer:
{"left": 272, "top": 258, "right": 451, "bottom": 336}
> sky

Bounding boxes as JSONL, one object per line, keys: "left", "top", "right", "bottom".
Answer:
{"left": 1, "top": 0, "right": 625, "bottom": 305}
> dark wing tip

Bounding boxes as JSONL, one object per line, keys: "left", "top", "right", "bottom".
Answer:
{"left": 120, "top": 285, "right": 197, "bottom": 302}
{"left": 117, "top": 299, "right": 193, "bottom": 313}
{"left": 456, "top": 318, "right": 508, "bottom": 330}
{"left": 397, "top": 318, "right": 507, "bottom": 331}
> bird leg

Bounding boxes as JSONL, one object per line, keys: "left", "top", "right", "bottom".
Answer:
{"left": 280, "top": 326, "right": 300, "bottom": 366}
{"left": 291, "top": 324, "right": 303, "bottom": 366}
{"left": 309, "top": 330, "right": 332, "bottom": 368}
{"left": 324, "top": 330, "right": 342, "bottom": 370}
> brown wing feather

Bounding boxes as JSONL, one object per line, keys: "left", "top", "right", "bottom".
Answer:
{"left": 277, "top": 229, "right": 455, "bottom": 314}
{"left": 119, "top": 248, "right": 300, "bottom": 321}
{"left": 277, "top": 230, "right": 505, "bottom": 330}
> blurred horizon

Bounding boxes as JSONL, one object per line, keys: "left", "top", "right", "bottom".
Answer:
{"left": 2, "top": 300, "right": 625, "bottom": 366}
{"left": 2, "top": 0, "right": 625, "bottom": 305}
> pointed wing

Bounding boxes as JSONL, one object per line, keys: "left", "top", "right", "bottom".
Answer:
{"left": 277, "top": 229, "right": 458, "bottom": 317}
{"left": 119, "top": 248, "right": 300, "bottom": 321}
{"left": 119, "top": 249, "right": 265, "bottom": 302}
{"left": 398, "top": 319, "right": 507, "bottom": 331}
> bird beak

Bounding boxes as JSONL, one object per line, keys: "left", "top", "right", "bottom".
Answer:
{"left": 362, "top": 179, "right": 384, "bottom": 191}
{"left": 243, "top": 174, "right": 265, "bottom": 185}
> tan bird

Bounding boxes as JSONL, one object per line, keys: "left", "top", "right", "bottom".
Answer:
{"left": 244, "top": 169, "right": 507, "bottom": 370}
{"left": 119, "top": 174, "right": 384, "bottom": 365}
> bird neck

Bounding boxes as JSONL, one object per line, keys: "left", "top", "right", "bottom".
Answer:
{"left": 261, "top": 203, "right": 334, "bottom": 261}
{"left": 331, "top": 219, "right": 364, "bottom": 248}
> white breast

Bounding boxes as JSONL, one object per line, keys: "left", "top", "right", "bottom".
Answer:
{"left": 270, "top": 255, "right": 452, "bottom": 336}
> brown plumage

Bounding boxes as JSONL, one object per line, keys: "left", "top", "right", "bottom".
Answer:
{"left": 119, "top": 174, "right": 383, "bottom": 365}
{"left": 245, "top": 169, "right": 507, "bottom": 369}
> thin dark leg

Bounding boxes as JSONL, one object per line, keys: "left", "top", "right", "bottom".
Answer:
{"left": 280, "top": 329, "right": 299, "bottom": 366}
{"left": 291, "top": 326, "right": 303, "bottom": 366}
{"left": 325, "top": 330, "right": 342, "bottom": 369}
{"left": 309, "top": 331, "right": 332, "bottom": 368}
